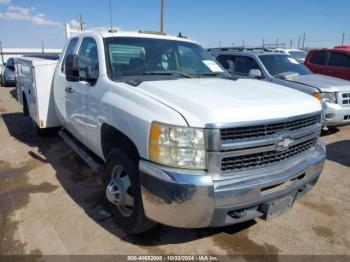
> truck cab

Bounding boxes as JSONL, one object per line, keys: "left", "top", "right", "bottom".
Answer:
{"left": 46, "top": 31, "right": 326, "bottom": 234}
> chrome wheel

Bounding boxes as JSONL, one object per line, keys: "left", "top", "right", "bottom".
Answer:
{"left": 106, "top": 165, "right": 134, "bottom": 217}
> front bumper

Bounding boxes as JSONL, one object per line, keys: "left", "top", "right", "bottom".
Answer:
{"left": 322, "top": 102, "right": 350, "bottom": 126}
{"left": 139, "top": 141, "right": 325, "bottom": 228}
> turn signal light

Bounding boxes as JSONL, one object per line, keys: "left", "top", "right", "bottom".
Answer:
{"left": 313, "top": 92, "right": 321, "bottom": 100}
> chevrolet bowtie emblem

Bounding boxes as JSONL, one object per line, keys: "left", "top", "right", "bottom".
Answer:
{"left": 276, "top": 137, "right": 294, "bottom": 151}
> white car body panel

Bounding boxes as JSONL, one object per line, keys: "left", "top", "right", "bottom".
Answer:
{"left": 136, "top": 78, "right": 322, "bottom": 127}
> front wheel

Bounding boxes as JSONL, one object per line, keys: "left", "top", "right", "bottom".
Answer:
{"left": 105, "top": 149, "right": 156, "bottom": 234}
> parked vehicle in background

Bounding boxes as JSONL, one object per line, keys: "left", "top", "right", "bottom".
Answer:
{"left": 305, "top": 47, "right": 350, "bottom": 81}
{"left": 16, "top": 30, "right": 326, "bottom": 234}
{"left": 1, "top": 58, "right": 16, "bottom": 86}
{"left": 210, "top": 47, "right": 350, "bottom": 127}
{"left": 23, "top": 54, "right": 60, "bottom": 60}
{"left": 271, "top": 48, "right": 307, "bottom": 63}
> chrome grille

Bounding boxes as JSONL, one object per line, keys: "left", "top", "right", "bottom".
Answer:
{"left": 220, "top": 115, "right": 320, "bottom": 141}
{"left": 341, "top": 93, "right": 350, "bottom": 105}
{"left": 221, "top": 138, "right": 316, "bottom": 172}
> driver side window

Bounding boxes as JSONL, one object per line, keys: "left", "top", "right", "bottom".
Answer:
{"left": 77, "top": 37, "right": 99, "bottom": 76}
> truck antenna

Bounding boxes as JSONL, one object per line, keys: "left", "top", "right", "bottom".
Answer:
{"left": 79, "top": 14, "right": 85, "bottom": 32}
{"left": 160, "top": 0, "right": 164, "bottom": 33}
{"left": 109, "top": 0, "right": 113, "bottom": 31}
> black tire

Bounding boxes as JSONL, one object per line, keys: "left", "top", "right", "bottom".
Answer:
{"left": 105, "top": 148, "right": 157, "bottom": 234}
{"left": 23, "top": 95, "right": 29, "bottom": 116}
{"left": 2, "top": 79, "right": 7, "bottom": 87}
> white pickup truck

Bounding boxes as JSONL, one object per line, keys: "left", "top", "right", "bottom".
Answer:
{"left": 16, "top": 30, "right": 326, "bottom": 234}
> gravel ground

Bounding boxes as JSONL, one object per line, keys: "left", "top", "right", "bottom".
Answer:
{"left": 0, "top": 86, "right": 349, "bottom": 257}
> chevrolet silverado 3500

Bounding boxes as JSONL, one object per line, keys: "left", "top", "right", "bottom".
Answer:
{"left": 16, "top": 30, "right": 325, "bottom": 234}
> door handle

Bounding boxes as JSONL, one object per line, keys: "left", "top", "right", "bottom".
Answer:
{"left": 65, "top": 86, "right": 74, "bottom": 93}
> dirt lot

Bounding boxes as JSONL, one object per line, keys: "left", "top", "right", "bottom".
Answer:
{"left": 0, "top": 86, "right": 350, "bottom": 256}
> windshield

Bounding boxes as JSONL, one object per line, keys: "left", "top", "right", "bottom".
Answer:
{"left": 289, "top": 51, "right": 307, "bottom": 60}
{"left": 259, "top": 55, "right": 311, "bottom": 77}
{"left": 104, "top": 37, "right": 228, "bottom": 81}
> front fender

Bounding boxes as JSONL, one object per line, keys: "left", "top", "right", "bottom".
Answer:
{"left": 99, "top": 79, "right": 188, "bottom": 159}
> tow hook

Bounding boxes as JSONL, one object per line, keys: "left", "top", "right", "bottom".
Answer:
{"left": 229, "top": 209, "right": 247, "bottom": 218}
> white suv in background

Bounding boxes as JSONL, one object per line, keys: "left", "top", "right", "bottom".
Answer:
{"left": 271, "top": 48, "right": 307, "bottom": 63}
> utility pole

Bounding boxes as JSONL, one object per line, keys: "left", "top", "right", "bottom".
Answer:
{"left": 276, "top": 37, "right": 279, "bottom": 48}
{"left": 0, "top": 41, "right": 4, "bottom": 65}
{"left": 302, "top": 33, "right": 306, "bottom": 49}
{"left": 79, "top": 14, "right": 85, "bottom": 32}
{"left": 297, "top": 35, "right": 300, "bottom": 49}
{"left": 41, "top": 41, "right": 44, "bottom": 53}
{"left": 160, "top": 0, "right": 164, "bottom": 33}
{"left": 242, "top": 40, "right": 245, "bottom": 48}
{"left": 262, "top": 38, "right": 265, "bottom": 48}
{"left": 219, "top": 40, "right": 221, "bottom": 47}
{"left": 342, "top": 33, "right": 345, "bottom": 46}
{"left": 290, "top": 39, "right": 293, "bottom": 48}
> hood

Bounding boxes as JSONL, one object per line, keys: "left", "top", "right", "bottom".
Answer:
{"left": 136, "top": 78, "right": 321, "bottom": 127}
{"left": 287, "top": 74, "right": 350, "bottom": 92}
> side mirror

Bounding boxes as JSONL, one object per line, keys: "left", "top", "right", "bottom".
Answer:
{"left": 248, "top": 69, "right": 263, "bottom": 79}
{"left": 80, "top": 66, "right": 98, "bottom": 83}
{"left": 65, "top": 54, "right": 80, "bottom": 82}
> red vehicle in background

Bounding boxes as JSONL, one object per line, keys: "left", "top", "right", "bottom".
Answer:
{"left": 304, "top": 46, "right": 350, "bottom": 81}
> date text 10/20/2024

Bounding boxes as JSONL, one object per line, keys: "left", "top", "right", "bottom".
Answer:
{"left": 127, "top": 256, "right": 219, "bottom": 261}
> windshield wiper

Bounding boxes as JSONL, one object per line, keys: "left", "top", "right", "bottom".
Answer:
{"left": 196, "top": 72, "right": 236, "bottom": 80}
{"left": 143, "top": 71, "right": 192, "bottom": 78}
{"left": 196, "top": 72, "right": 221, "bottom": 76}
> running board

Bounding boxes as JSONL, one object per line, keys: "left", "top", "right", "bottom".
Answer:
{"left": 59, "top": 129, "right": 104, "bottom": 173}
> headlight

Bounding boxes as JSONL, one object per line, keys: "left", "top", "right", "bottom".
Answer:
{"left": 313, "top": 92, "right": 337, "bottom": 104}
{"left": 149, "top": 122, "right": 206, "bottom": 170}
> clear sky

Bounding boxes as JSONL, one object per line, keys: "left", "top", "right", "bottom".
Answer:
{"left": 0, "top": 0, "right": 349, "bottom": 49}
